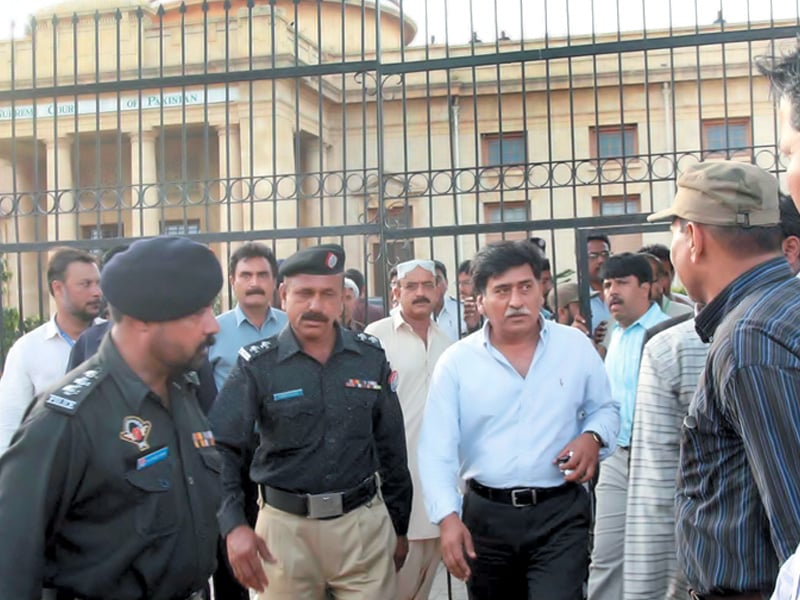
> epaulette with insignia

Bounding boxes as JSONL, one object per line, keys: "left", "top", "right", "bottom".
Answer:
{"left": 45, "top": 368, "right": 107, "bottom": 416}
{"left": 238, "top": 336, "right": 278, "bottom": 362}
{"left": 355, "top": 332, "right": 382, "bottom": 349}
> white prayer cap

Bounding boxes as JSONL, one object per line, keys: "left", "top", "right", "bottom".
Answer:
{"left": 343, "top": 277, "right": 359, "bottom": 295}
{"left": 396, "top": 259, "right": 437, "bottom": 280}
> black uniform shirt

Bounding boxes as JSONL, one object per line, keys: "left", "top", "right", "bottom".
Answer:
{"left": 0, "top": 334, "right": 221, "bottom": 600}
{"left": 210, "top": 324, "right": 412, "bottom": 538}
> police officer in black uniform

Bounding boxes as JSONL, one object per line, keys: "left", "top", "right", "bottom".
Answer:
{"left": 0, "top": 236, "right": 223, "bottom": 600}
{"left": 210, "top": 243, "right": 412, "bottom": 599}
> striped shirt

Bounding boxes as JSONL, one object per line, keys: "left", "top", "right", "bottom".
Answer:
{"left": 676, "top": 257, "right": 800, "bottom": 595}
{"left": 624, "top": 318, "right": 708, "bottom": 600}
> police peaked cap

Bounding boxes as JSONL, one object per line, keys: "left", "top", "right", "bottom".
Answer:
{"left": 101, "top": 236, "right": 223, "bottom": 322}
{"left": 279, "top": 243, "right": 345, "bottom": 278}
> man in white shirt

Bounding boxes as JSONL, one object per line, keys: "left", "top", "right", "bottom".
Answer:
{"left": 0, "top": 247, "right": 102, "bottom": 452}
{"left": 365, "top": 259, "right": 452, "bottom": 600}
{"left": 432, "top": 260, "right": 480, "bottom": 341}
{"left": 419, "top": 240, "right": 619, "bottom": 600}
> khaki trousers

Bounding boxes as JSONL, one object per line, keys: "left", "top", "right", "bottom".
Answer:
{"left": 254, "top": 495, "right": 397, "bottom": 600}
{"left": 396, "top": 538, "right": 440, "bottom": 600}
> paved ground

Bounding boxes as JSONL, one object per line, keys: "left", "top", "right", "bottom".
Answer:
{"left": 429, "top": 562, "right": 468, "bottom": 600}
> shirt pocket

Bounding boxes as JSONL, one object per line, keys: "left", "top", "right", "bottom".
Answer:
{"left": 197, "top": 448, "right": 223, "bottom": 525}
{"left": 343, "top": 388, "right": 376, "bottom": 440}
{"left": 262, "top": 396, "right": 319, "bottom": 450}
{"left": 125, "top": 457, "right": 180, "bottom": 539}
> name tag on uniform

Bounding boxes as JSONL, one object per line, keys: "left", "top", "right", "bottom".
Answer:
{"left": 137, "top": 446, "right": 168, "bottom": 470}
{"left": 273, "top": 388, "right": 304, "bottom": 401}
{"left": 344, "top": 379, "right": 382, "bottom": 390}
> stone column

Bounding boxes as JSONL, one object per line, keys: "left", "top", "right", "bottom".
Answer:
{"left": 129, "top": 129, "right": 161, "bottom": 237}
{"left": 215, "top": 123, "right": 243, "bottom": 312}
{"left": 45, "top": 136, "right": 77, "bottom": 242}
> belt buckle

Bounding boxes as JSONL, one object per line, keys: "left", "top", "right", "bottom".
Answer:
{"left": 306, "top": 492, "right": 344, "bottom": 518}
{"left": 511, "top": 488, "right": 536, "bottom": 507}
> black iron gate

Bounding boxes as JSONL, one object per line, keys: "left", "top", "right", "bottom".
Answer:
{"left": 0, "top": 0, "right": 796, "bottom": 358}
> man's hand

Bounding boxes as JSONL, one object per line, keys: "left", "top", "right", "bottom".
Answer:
{"left": 463, "top": 297, "right": 481, "bottom": 332}
{"left": 553, "top": 432, "right": 602, "bottom": 484}
{"left": 394, "top": 535, "right": 409, "bottom": 571}
{"left": 571, "top": 315, "right": 590, "bottom": 336}
{"left": 592, "top": 320, "right": 608, "bottom": 346}
{"left": 226, "top": 524, "right": 275, "bottom": 592}
{"left": 439, "top": 513, "right": 476, "bottom": 581}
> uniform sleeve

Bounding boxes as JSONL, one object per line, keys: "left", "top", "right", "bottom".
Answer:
{"left": 417, "top": 351, "right": 462, "bottom": 525}
{"left": 0, "top": 407, "right": 84, "bottom": 600}
{"left": 726, "top": 364, "right": 800, "bottom": 563}
{"left": 578, "top": 337, "right": 619, "bottom": 458}
{"left": 208, "top": 361, "right": 260, "bottom": 537}
{"left": 0, "top": 339, "right": 36, "bottom": 454}
{"left": 372, "top": 357, "right": 412, "bottom": 536}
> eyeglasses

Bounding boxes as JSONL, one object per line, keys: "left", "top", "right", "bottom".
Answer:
{"left": 588, "top": 251, "right": 611, "bottom": 260}
{"left": 400, "top": 281, "right": 436, "bottom": 292}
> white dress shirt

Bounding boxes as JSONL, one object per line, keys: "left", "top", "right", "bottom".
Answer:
{"left": 418, "top": 319, "right": 619, "bottom": 525}
{"left": 365, "top": 310, "right": 452, "bottom": 540}
{"left": 773, "top": 544, "right": 800, "bottom": 600}
{"left": 434, "top": 295, "right": 467, "bottom": 342}
{"left": 0, "top": 315, "right": 85, "bottom": 452}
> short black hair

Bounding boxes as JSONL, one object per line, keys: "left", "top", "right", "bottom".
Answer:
{"left": 638, "top": 243, "right": 672, "bottom": 275}
{"left": 587, "top": 232, "right": 611, "bottom": 248}
{"left": 756, "top": 42, "right": 800, "bottom": 130}
{"left": 344, "top": 268, "right": 365, "bottom": 294}
{"left": 542, "top": 258, "right": 551, "bottom": 271}
{"left": 457, "top": 260, "right": 472, "bottom": 275}
{"left": 470, "top": 240, "right": 544, "bottom": 295}
{"left": 780, "top": 192, "right": 800, "bottom": 239}
{"left": 388, "top": 266, "right": 398, "bottom": 283}
{"left": 674, "top": 217, "right": 784, "bottom": 257}
{"left": 47, "top": 247, "right": 98, "bottom": 296}
{"left": 638, "top": 252, "right": 669, "bottom": 279}
{"left": 230, "top": 242, "right": 278, "bottom": 279}
{"left": 101, "top": 245, "right": 128, "bottom": 270}
{"left": 433, "top": 260, "right": 448, "bottom": 283}
{"left": 600, "top": 252, "right": 653, "bottom": 286}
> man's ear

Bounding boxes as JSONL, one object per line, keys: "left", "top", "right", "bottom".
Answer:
{"left": 278, "top": 282, "right": 287, "bottom": 310}
{"left": 686, "top": 222, "right": 705, "bottom": 263}
{"left": 782, "top": 235, "right": 800, "bottom": 267}
{"left": 476, "top": 293, "right": 486, "bottom": 316}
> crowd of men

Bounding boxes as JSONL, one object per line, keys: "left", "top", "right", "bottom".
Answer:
{"left": 0, "top": 43, "right": 799, "bottom": 600}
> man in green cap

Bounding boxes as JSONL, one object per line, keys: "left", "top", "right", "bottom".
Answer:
{"left": 210, "top": 243, "right": 412, "bottom": 600}
{"left": 648, "top": 160, "right": 800, "bottom": 599}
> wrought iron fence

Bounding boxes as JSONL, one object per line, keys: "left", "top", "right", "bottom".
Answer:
{"left": 0, "top": 0, "right": 796, "bottom": 359}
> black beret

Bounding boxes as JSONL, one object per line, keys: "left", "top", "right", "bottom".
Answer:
{"left": 279, "top": 243, "right": 345, "bottom": 278}
{"left": 101, "top": 236, "right": 223, "bottom": 322}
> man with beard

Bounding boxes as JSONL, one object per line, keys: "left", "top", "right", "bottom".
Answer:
{"left": 210, "top": 243, "right": 412, "bottom": 599}
{"left": 210, "top": 242, "right": 288, "bottom": 391}
{"left": 365, "top": 259, "right": 452, "bottom": 600}
{"left": 0, "top": 247, "right": 103, "bottom": 453}
{"left": 0, "top": 236, "right": 223, "bottom": 599}
{"left": 587, "top": 252, "right": 668, "bottom": 600}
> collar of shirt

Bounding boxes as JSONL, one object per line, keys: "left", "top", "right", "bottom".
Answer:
{"left": 98, "top": 334, "right": 170, "bottom": 413}
{"left": 695, "top": 257, "right": 792, "bottom": 343}
{"left": 275, "top": 322, "right": 360, "bottom": 363}
{"left": 611, "top": 301, "right": 667, "bottom": 335}
{"left": 233, "top": 303, "right": 277, "bottom": 329}
{"left": 43, "top": 314, "right": 63, "bottom": 341}
{"left": 394, "top": 306, "right": 442, "bottom": 335}
{"left": 480, "top": 313, "right": 549, "bottom": 356}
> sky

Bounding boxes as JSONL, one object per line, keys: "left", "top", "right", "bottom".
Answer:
{"left": 3, "top": 0, "right": 799, "bottom": 43}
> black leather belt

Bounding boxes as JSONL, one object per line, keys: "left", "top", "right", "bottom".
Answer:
{"left": 468, "top": 479, "right": 571, "bottom": 507}
{"left": 689, "top": 591, "right": 764, "bottom": 600}
{"left": 43, "top": 589, "right": 207, "bottom": 600}
{"left": 260, "top": 475, "right": 377, "bottom": 519}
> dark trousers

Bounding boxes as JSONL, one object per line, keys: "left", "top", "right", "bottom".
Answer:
{"left": 462, "top": 483, "right": 591, "bottom": 600}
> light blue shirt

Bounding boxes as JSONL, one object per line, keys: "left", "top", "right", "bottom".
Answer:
{"left": 418, "top": 319, "right": 619, "bottom": 525}
{"left": 605, "top": 302, "right": 669, "bottom": 447}
{"left": 209, "top": 304, "right": 288, "bottom": 390}
{"left": 590, "top": 291, "right": 612, "bottom": 331}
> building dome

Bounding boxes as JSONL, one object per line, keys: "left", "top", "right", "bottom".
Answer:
{"left": 34, "top": 0, "right": 153, "bottom": 17}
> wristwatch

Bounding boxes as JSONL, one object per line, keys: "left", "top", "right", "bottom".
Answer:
{"left": 585, "top": 430, "right": 604, "bottom": 447}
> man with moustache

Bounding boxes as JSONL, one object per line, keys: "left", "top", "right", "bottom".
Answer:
{"left": 210, "top": 242, "right": 288, "bottom": 391}
{"left": 365, "top": 259, "right": 452, "bottom": 600}
{"left": 419, "top": 240, "right": 618, "bottom": 600}
{"left": 588, "top": 253, "right": 668, "bottom": 600}
{"left": 0, "top": 236, "right": 223, "bottom": 599}
{"left": 210, "top": 243, "right": 412, "bottom": 599}
{"left": 647, "top": 161, "right": 800, "bottom": 599}
{"left": 0, "top": 247, "right": 103, "bottom": 453}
